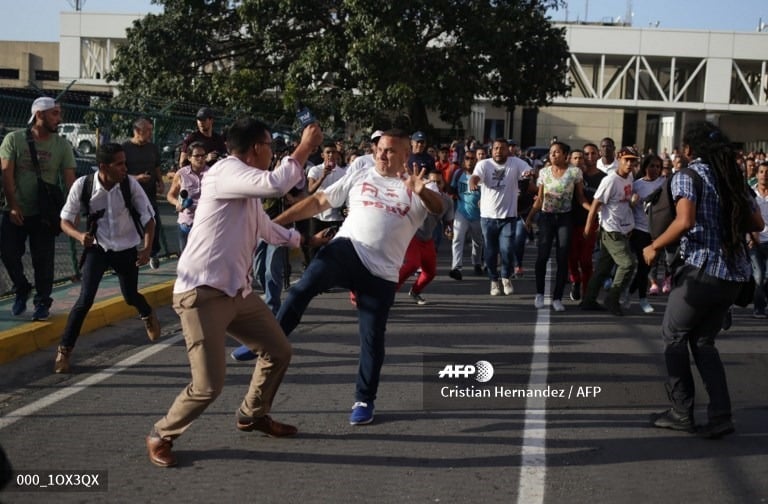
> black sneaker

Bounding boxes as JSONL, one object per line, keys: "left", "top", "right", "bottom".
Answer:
{"left": 697, "top": 419, "right": 735, "bottom": 439}
{"left": 569, "top": 282, "right": 581, "bottom": 301}
{"left": 449, "top": 268, "right": 463, "bottom": 281}
{"left": 650, "top": 408, "right": 695, "bottom": 432}
{"left": 580, "top": 300, "right": 605, "bottom": 311}
{"left": 604, "top": 297, "right": 624, "bottom": 316}
{"left": 409, "top": 289, "right": 427, "bottom": 305}
{"left": 32, "top": 304, "right": 50, "bottom": 321}
{"left": 11, "top": 293, "right": 29, "bottom": 316}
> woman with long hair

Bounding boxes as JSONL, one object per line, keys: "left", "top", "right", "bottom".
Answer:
{"left": 525, "top": 142, "right": 590, "bottom": 311}
{"left": 625, "top": 154, "right": 665, "bottom": 313}
{"left": 643, "top": 121, "right": 764, "bottom": 438}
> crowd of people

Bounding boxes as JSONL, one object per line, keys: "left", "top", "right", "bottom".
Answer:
{"left": 2, "top": 97, "right": 766, "bottom": 467}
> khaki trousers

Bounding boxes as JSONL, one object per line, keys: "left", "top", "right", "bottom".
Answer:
{"left": 154, "top": 286, "right": 291, "bottom": 438}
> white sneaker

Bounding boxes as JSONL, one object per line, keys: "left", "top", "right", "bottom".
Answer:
{"left": 639, "top": 298, "right": 654, "bottom": 313}
{"left": 490, "top": 280, "right": 501, "bottom": 296}
{"left": 501, "top": 278, "right": 514, "bottom": 295}
{"left": 552, "top": 299, "right": 566, "bottom": 312}
{"left": 534, "top": 294, "right": 545, "bottom": 309}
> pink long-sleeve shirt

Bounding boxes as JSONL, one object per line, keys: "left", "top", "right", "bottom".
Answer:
{"left": 173, "top": 155, "right": 304, "bottom": 297}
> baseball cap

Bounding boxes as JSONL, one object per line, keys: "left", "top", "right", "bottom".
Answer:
{"left": 507, "top": 139, "right": 518, "bottom": 146}
{"left": 370, "top": 130, "right": 384, "bottom": 142}
{"left": 196, "top": 107, "right": 214, "bottom": 120}
{"left": 617, "top": 146, "right": 640, "bottom": 159}
{"left": 28, "top": 97, "right": 57, "bottom": 124}
{"left": 411, "top": 131, "right": 426, "bottom": 142}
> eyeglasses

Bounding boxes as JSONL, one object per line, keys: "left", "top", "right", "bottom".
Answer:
{"left": 190, "top": 154, "right": 206, "bottom": 158}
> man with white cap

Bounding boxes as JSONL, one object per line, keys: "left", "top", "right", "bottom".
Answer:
{"left": 346, "top": 130, "right": 383, "bottom": 172}
{"left": 0, "top": 97, "right": 75, "bottom": 320}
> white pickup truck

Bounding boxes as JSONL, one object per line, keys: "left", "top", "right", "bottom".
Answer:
{"left": 58, "top": 123, "right": 98, "bottom": 154}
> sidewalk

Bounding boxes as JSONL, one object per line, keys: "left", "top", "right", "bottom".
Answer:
{"left": 0, "top": 258, "right": 177, "bottom": 364}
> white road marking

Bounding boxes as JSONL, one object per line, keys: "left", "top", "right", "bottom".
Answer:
{"left": 516, "top": 262, "right": 551, "bottom": 504}
{"left": 0, "top": 334, "right": 183, "bottom": 431}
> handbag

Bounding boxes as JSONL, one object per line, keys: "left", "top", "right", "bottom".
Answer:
{"left": 26, "top": 129, "right": 64, "bottom": 236}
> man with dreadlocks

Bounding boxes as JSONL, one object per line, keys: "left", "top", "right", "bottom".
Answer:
{"left": 642, "top": 121, "right": 764, "bottom": 439}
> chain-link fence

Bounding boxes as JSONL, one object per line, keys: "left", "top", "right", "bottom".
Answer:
{"left": 0, "top": 92, "right": 206, "bottom": 297}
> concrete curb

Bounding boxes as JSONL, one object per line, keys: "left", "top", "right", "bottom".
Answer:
{"left": 0, "top": 280, "right": 175, "bottom": 364}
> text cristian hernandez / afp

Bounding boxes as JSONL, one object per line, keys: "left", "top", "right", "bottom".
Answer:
{"left": 440, "top": 385, "right": 602, "bottom": 399}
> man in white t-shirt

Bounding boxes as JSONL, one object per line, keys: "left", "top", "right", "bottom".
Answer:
{"left": 229, "top": 129, "right": 443, "bottom": 426}
{"left": 469, "top": 138, "right": 532, "bottom": 296}
{"left": 596, "top": 137, "right": 618, "bottom": 174}
{"left": 346, "top": 130, "right": 382, "bottom": 172}
{"left": 307, "top": 141, "right": 347, "bottom": 253}
{"left": 582, "top": 146, "right": 639, "bottom": 315}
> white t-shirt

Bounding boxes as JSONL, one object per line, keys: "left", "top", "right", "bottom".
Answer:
{"left": 347, "top": 153, "right": 376, "bottom": 172}
{"left": 323, "top": 168, "right": 433, "bottom": 282}
{"left": 472, "top": 157, "right": 530, "bottom": 219}
{"left": 597, "top": 158, "right": 618, "bottom": 174}
{"left": 593, "top": 171, "right": 635, "bottom": 234}
{"left": 632, "top": 176, "right": 665, "bottom": 233}
{"left": 307, "top": 164, "right": 347, "bottom": 221}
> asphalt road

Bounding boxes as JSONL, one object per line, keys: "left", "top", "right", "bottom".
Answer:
{"left": 1, "top": 246, "right": 767, "bottom": 504}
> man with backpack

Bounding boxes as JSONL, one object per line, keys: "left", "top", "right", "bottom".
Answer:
{"left": 54, "top": 143, "right": 160, "bottom": 373}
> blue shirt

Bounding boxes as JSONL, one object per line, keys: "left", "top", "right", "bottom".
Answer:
{"left": 672, "top": 160, "right": 751, "bottom": 281}
{"left": 451, "top": 171, "right": 481, "bottom": 221}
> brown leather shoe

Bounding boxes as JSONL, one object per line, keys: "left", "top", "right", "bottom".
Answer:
{"left": 142, "top": 311, "right": 161, "bottom": 342}
{"left": 146, "top": 434, "right": 177, "bottom": 467}
{"left": 54, "top": 346, "right": 72, "bottom": 374}
{"left": 237, "top": 415, "right": 297, "bottom": 437}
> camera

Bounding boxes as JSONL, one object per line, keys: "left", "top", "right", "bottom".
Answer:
{"left": 179, "top": 189, "right": 194, "bottom": 210}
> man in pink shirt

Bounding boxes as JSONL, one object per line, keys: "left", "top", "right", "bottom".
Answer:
{"left": 145, "top": 118, "right": 324, "bottom": 468}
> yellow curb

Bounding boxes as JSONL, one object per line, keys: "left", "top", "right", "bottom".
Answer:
{"left": 0, "top": 280, "right": 175, "bottom": 365}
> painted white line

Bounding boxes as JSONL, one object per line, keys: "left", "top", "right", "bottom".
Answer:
{"left": 0, "top": 334, "right": 184, "bottom": 431}
{"left": 516, "top": 261, "right": 551, "bottom": 504}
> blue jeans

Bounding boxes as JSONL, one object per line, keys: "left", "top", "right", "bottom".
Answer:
{"left": 749, "top": 242, "right": 768, "bottom": 313}
{"left": 534, "top": 212, "right": 572, "bottom": 300}
{"left": 236, "top": 239, "right": 396, "bottom": 403}
{"left": 253, "top": 241, "right": 286, "bottom": 315}
{"left": 480, "top": 217, "right": 517, "bottom": 280}
{"left": 60, "top": 246, "right": 152, "bottom": 348}
{"left": 0, "top": 212, "right": 55, "bottom": 307}
{"left": 513, "top": 217, "right": 528, "bottom": 270}
{"left": 178, "top": 223, "right": 192, "bottom": 254}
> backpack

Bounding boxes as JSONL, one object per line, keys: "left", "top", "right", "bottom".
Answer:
{"left": 80, "top": 173, "right": 144, "bottom": 239}
{"left": 643, "top": 167, "right": 703, "bottom": 240}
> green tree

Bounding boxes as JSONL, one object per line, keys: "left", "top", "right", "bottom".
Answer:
{"left": 108, "top": 0, "right": 569, "bottom": 134}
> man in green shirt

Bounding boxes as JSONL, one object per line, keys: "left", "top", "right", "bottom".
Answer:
{"left": 0, "top": 97, "right": 75, "bottom": 320}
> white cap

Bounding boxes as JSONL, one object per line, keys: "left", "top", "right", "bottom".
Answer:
{"left": 28, "top": 97, "right": 57, "bottom": 124}
{"left": 371, "top": 130, "right": 384, "bottom": 142}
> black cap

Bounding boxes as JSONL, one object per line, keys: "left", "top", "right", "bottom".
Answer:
{"left": 196, "top": 107, "right": 214, "bottom": 120}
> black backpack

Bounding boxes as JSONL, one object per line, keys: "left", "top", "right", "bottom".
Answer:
{"left": 643, "top": 167, "right": 703, "bottom": 240}
{"left": 80, "top": 173, "right": 144, "bottom": 239}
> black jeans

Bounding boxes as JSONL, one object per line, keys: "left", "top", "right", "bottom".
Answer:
{"left": 0, "top": 212, "right": 55, "bottom": 307}
{"left": 629, "top": 229, "right": 653, "bottom": 298}
{"left": 661, "top": 264, "right": 741, "bottom": 421}
{"left": 535, "top": 212, "right": 572, "bottom": 300}
{"left": 60, "top": 246, "right": 152, "bottom": 348}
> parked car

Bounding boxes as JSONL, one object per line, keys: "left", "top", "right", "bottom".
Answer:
{"left": 58, "top": 123, "right": 98, "bottom": 154}
{"left": 73, "top": 148, "right": 97, "bottom": 178}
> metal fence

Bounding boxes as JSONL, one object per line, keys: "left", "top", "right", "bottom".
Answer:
{"left": 0, "top": 93, "right": 201, "bottom": 297}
